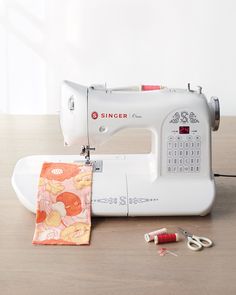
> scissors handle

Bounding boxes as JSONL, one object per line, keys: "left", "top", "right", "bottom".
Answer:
{"left": 187, "top": 237, "right": 202, "bottom": 251}
{"left": 192, "top": 235, "right": 213, "bottom": 248}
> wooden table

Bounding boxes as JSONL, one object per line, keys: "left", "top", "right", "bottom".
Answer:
{"left": 1, "top": 115, "right": 236, "bottom": 295}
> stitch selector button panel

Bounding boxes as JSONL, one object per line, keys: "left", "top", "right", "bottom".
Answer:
{"left": 167, "top": 135, "right": 201, "bottom": 173}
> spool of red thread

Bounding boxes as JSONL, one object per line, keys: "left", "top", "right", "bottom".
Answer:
{"left": 154, "top": 233, "right": 179, "bottom": 244}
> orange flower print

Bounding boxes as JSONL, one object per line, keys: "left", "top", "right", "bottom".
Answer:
{"left": 56, "top": 192, "right": 82, "bottom": 216}
{"left": 36, "top": 210, "right": 47, "bottom": 223}
{"left": 41, "top": 163, "right": 80, "bottom": 182}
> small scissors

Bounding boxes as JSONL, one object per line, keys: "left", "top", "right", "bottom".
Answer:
{"left": 178, "top": 227, "right": 213, "bottom": 251}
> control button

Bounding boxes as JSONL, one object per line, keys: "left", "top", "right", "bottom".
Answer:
{"left": 195, "top": 166, "right": 200, "bottom": 172}
{"left": 196, "top": 142, "right": 201, "bottom": 148}
{"left": 173, "top": 158, "right": 178, "bottom": 165}
{"left": 196, "top": 150, "right": 200, "bottom": 157}
{"left": 190, "top": 158, "right": 194, "bottom": 165}
{"left": 184, "top": 142, "right": 189, "bottom": 149}
{"left": 187, "top": 135, "right": 192, "bottom": 141}
{"left": 190, "top": 166, "right": 195, "bottom": 172}
{"left": 184, "top": 166, "right": 189, "bottom": 173}
{"left": 167, "top": 142, "right": 173, "bottom": 149}
{"left": 176, "top": 136, "right": 182, "bottom": 141}
{"left": 173, "top": 166, "right": 177, "bottom": 173}
{"left": 179, "top": 142, "right": 184, "bottom": 149}
{"left": 179, "top": 166, "right": 183, "bottom": 173}
{"left": 184, "top": 150, "right": 189, "bottom": 157}
{"left": 168, "top": 150, "right": 172, "bottom": 157}
{"left": 173, "top": 150, "right": 178, "bottom": 157}
{"left": 168, "top": 136, "right": 174, "bottom": 141}
{"left": 190, "top": 150, "right": 195, "bottom": 157}
{"left": 173, "top": 142, "right": 178, "bottom": 149}
{"left": 195, "top": 135, "right": 201, "bottom": 141}
{"left": 179, "top": 150, "right": 184, "bottom": 157}
{"left": 99, "top": 126, "right": 107, "bottom": 133}
{"left": 190, "top": 142, "right": 195, "bottom": 148}
{"left": 184, "top": 158, "right": 189, "bottom": 165}
{"left": 184, "top": 141, "right": 189, "bottom": 149}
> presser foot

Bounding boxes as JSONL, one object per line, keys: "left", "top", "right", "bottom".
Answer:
{"left": 80, "top": 145, "right": 96, "bottom": 164}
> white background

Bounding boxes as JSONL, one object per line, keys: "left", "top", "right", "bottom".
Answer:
{"left": 0, "top": 0, "right": 235, "bottom": 114}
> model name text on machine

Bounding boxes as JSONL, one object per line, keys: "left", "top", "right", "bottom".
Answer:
{"left": 91, "top": 112, "right": 143, "bottom": 119}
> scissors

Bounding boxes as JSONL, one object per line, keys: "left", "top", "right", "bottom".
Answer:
{"left": 178, "top": 227, "right": 213, "bottom": 251}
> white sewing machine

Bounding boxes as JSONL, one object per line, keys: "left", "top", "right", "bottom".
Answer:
{"left": 12, "top": 81, "right": 220, "bottom": 216}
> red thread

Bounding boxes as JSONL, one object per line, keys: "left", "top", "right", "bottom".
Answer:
{"left": 154, "top": 233, "right": 178, "bottom": 244}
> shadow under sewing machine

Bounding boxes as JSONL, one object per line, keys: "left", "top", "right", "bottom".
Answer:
{"left": 12, "top": 81, "right": 220, "bottom": 216}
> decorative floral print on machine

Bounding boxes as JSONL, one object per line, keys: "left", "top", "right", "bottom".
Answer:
{"left": 32, "top": 162, "right": 93, "bottom": 245}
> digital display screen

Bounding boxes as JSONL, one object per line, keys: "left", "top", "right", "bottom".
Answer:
{"left": 179, "top": 126, "right": 190, "bottom": 134}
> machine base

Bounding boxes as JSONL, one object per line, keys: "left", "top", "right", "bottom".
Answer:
{"left": 12, "top": 155, "right": 215, "bottom": 216}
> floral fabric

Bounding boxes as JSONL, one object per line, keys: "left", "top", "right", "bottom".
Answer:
{"left": 32, "top": 162, "right": 93, "bottom": 245}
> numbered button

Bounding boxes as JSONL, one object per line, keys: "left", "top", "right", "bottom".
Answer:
{"left": 167, "top": 158, "right": 172, "bottom": 165}
{"left": 179, "top": 158, "right": 183, "bottom": 165}
{"left": 196, "top": 142, "right": 201, "bottom": 149}
{"left": 196, "top": 150, "right": 200, "bottom": 157}
{"left": 168, "top": 150, "right": 172, "bottom": 157}
{"left": 184, "top": 158, "right": 189, "bottom": 165}
{"left": 195, "top": 166, "right": 200, "bottom": 172}
{"left": 167, "top": 142, "right": 173, "bottom": 149}
{"left": 173, "top": 166, "right": 177, "bottom": 173}
{"left": 184, "top": 142, "right": 189, "bottom": 149}
{"left": 196, "top": 158, "right": 200, "bottom": 165}
{"left": 190, "top": 158, "right": 194, "bottom": 165}
{"left": 179, "top": 166, "right": 183, "bottom": 173}
{"left": 184, "top": 166, "right": 189, "bottom": 173}
{"left": 190, "top": 142, "right": 195, "bottom": 148}
{"left": 173, "top": 142, "right": 178, "bottom": 149}
{"left": 190, "top": 150, "right": 195, "bottom": 157}
{"left": 173, "top": 158, "right": 178, "bottom": 165}
{"left": 184, "top": 150, "right": 189, "bottom": 157}
{"left": 190, "top": 166, "right": 195, "bottom": 172}
{"left": 173, "top": 150, "right": 178, "bottom": 157}
{"left": 179, "top": 142, "right": 184, "bottom": 149}
{"left": 179, "top": 150, "right": 184, "bottom": 157}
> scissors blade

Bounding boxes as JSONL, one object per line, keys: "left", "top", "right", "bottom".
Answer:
{"left": 177, "top": 227, "right": 192, "bottom": 238}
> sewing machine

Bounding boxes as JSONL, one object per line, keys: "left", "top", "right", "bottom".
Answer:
{"left": 12, "top": 81, "right": 220, "bottom": 216}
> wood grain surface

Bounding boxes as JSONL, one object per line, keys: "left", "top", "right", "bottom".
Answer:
{"left": 0, "top": 115, "right": 236, "bottom": 295}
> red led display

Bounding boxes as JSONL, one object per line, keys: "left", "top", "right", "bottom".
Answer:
{"left": 179, "top": 126, "right": 190, "bottom": 134}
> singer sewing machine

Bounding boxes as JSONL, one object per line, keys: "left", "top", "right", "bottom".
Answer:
{"left": 12, "top": 81, "right": 220, "bottom": 216}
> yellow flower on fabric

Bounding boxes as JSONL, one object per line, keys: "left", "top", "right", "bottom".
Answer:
{"left": 45, "top": 210, "right": 61, "bottom": 227}
{"left": 38, "top": 177, "right": 45, "bottom": 186}
{"left": 46, "top": 181, "right": 64, "bottom": 195}
{"left": 74, "top": 172, "right": 92, "bottom": 190}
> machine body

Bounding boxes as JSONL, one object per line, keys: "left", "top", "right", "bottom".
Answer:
{"left": 12, "top": 81, "right": 220, "bottom": 216}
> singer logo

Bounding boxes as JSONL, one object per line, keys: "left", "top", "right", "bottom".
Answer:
{"left": 91, "top": 112, "right": 128, "bottom": 119}
{"left": 91, "top": 111, "right": 98, "bottom": 119}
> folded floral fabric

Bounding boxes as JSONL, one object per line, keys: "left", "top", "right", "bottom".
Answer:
{"left": 32, "top": 162, "right": 93, "bottom": 245}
